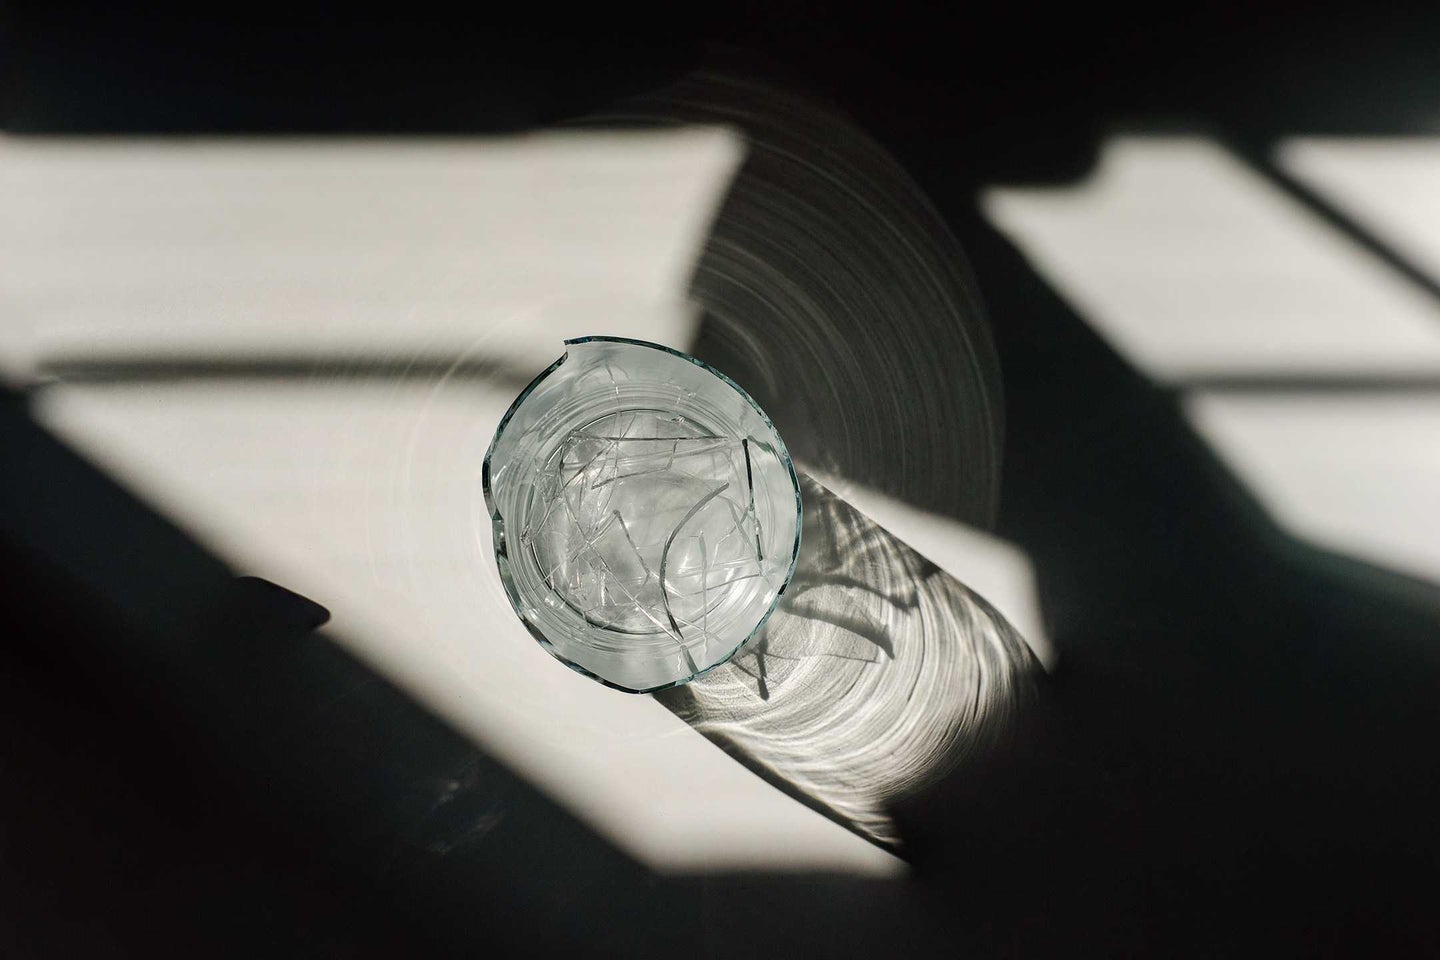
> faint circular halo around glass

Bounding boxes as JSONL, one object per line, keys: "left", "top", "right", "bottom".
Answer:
{"left": 483, "top": 336, "right": 802, "bottom": 693}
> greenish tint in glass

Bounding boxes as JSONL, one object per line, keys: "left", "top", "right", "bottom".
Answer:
{"left": 484, "top": 337, "right": 802, "bottom": 693}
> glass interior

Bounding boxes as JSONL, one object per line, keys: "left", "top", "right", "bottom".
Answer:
{"left": 484, "top": 337, "right": 802, "bottom": 692}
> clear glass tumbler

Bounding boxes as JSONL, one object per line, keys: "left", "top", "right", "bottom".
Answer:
{"left": 483, "top": 337, "right": 802, "bottom": 692}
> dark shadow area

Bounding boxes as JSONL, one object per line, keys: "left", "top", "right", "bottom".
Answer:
{"left": 0, "top": 7, "right": 703, "bottom": 135}
{"left": 29, "top": 354, "right": 536, "bottom": 390}
{"left": 1165, "top": 373, "right": 1440, "bottom": 394}
{"left": 657, "top": 476, "right": 1041, "bottom": 851}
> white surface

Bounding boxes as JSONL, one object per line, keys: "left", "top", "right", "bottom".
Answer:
{"left": 1278, "top": 137, "right": 1440, "bottom": 286}
{"left": 2, "top": 132, "right": 901, "bottom": 876}
{"left": 1186, "top": 393, "right": 1440, "bottom": 585}
{"left": 38, "top": 380, "right": 901, "bottom": 875}
{"left": 983, "top": 136, "right": 1440, "bottom": 380}
{"left": 0, "top": 131, "right": 743, "bottom": 381}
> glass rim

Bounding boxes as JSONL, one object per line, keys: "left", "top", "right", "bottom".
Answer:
{"left": 482, "top": 335, "right": 803, "bottom": 694}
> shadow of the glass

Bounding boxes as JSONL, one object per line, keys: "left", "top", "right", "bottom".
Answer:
{"left": 656, "top": 475, "right": 1043, "bottom": 850}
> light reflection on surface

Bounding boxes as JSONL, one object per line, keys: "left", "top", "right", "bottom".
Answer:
{"left": 983, "top": 136, "right": 1440, "bottom": 381}
{"left": 986, "top": 133, "right": 1440, "bottom": 592}
{"left": 1186, "top": 393, "right": 1440, "bottom": 586}
{"left": 0, "top": 130, "right": 742, "bottom": 383}
{"left": 1278, "top": 137, "right": 1440, "bottom": 283}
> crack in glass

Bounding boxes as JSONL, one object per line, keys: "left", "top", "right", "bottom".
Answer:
{"left": 485, "top": 338, "right": 801, "bottom": 692}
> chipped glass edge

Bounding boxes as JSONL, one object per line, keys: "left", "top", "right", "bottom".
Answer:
{"left": 482, "top": 335, "right": 803, "bottom": 694}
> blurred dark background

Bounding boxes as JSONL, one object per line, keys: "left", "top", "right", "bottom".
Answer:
{"left": 10, "top": 4, "right": 1440, "bottom": 154}
{"left": 4, "top": 2, "right": 1440, "bottom": 956}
